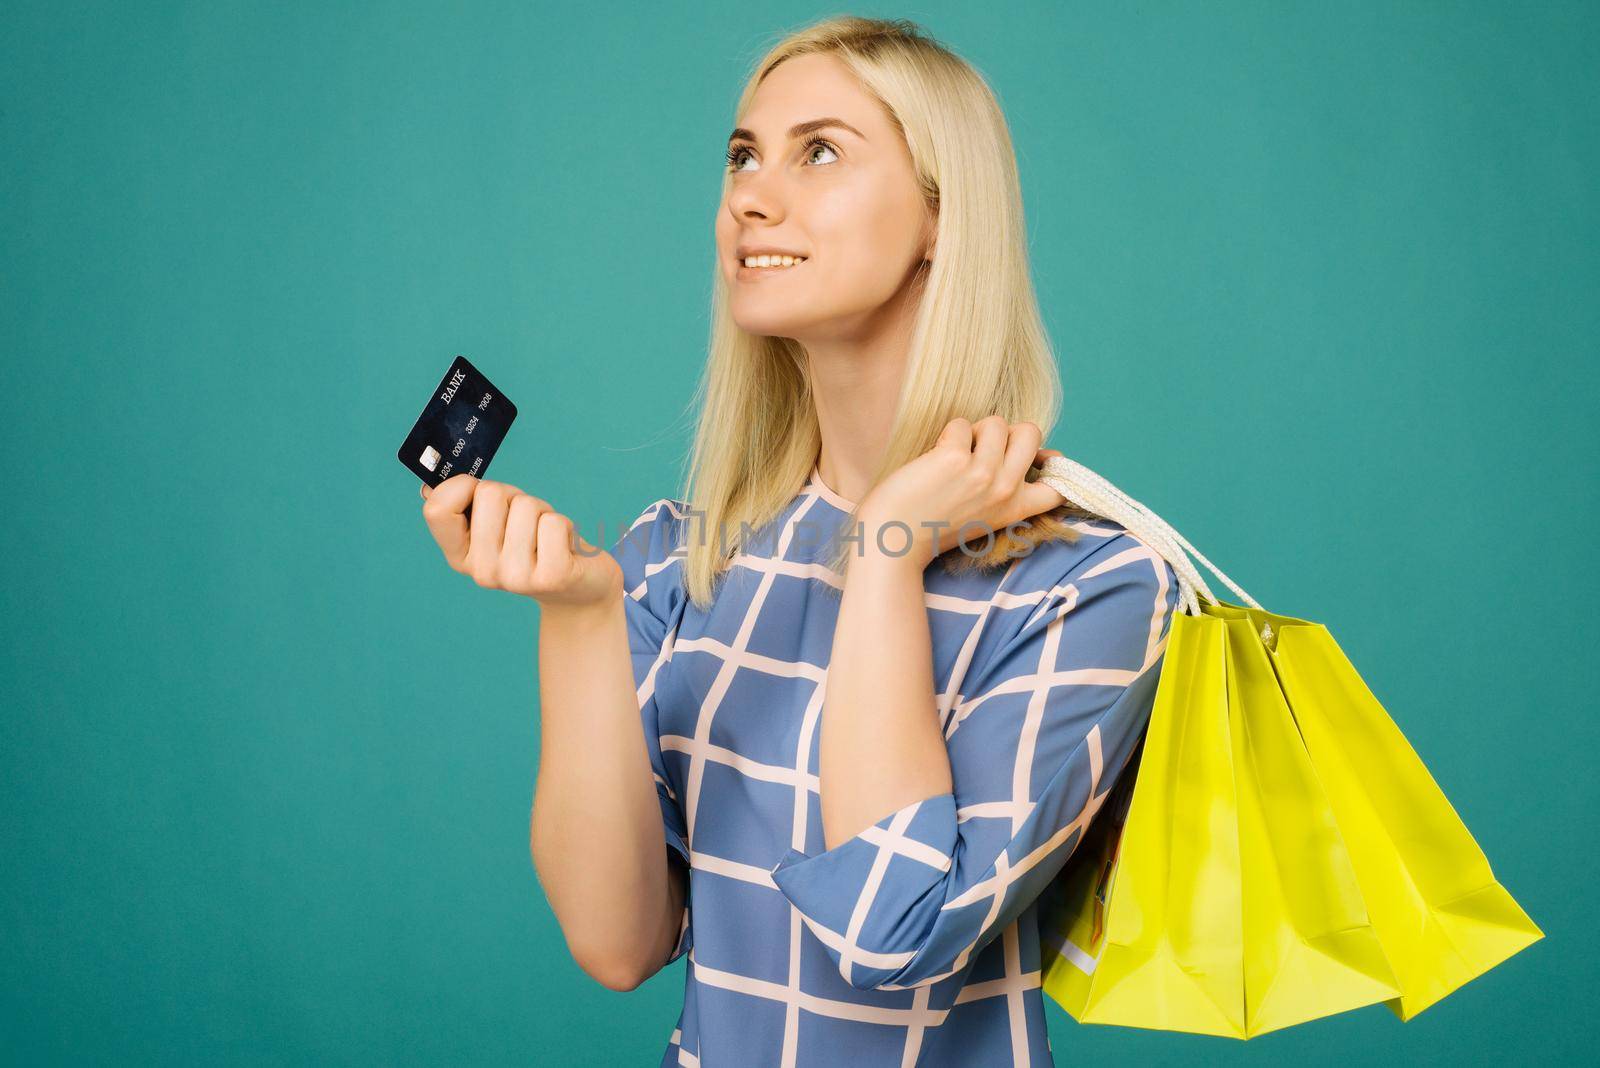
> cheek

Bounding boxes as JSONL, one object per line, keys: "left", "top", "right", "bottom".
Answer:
{"left": 713, "top": 210, "right": 739, "bottom": 281}
{"left": 812, "top": 190, "right": 921, "bottom": 293}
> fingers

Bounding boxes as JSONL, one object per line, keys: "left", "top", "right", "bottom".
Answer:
{"left": 499, "top": 492, "right": 550, "bottom": 588}
{"left": 970, "top": 415, "right": 1010, "bottom": 478}
{"left": 535, "top": 509, "right": 576, "bottom": 580}
{"left": 935, "top": 417, "right": 973, "bottom": 453}
{"left": 997, "top": 422, "right": 1058, "bottom": 521}
{"left": 1017, "top": 476, "right": 1067, "bottom": 518}
{"left": 463, "top": 481, "right": 515, "bottom": 586}
{"left": 419, "top": 472, "right": 595, "bottom": 602}
{"left": 1000, "top": 420, "right": 1042, "bottom": 484}
{"left": 421, "top": 473, "right": 480, "bottom": 569}
{"left": 1020, "top": 439, "right": 1067, "bottom": 518}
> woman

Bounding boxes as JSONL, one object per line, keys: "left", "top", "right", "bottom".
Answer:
{"left": 421, "top": 16, "right": 1178, "bottom": 1066}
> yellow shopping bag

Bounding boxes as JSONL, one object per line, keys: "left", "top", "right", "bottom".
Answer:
{"left": 1039, "top": 603, "right": 1403, "bottom": 1039}
{"left": 1031, "top": 455, "right": 1543, "bottom": 1038}
{"left": 1219, "top": 601, "right": 1547, "bottom": 1021}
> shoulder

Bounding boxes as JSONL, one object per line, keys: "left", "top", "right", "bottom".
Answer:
{"left": 1005, "top": 516, "right": 1179, "bottom": 604}
{"left": 610, "top": 497, "right": 694, "bottom": 626}
{"left": 609, "top": 497, "right": 692, "bottom": 585}
{"left": 623, "top": 496, "right": 690, "bottom": 535}
{"left": 961, "top": 517, "right": 1182, "bottom": 698}
{"left": 1015, "top": 520, "right": 1183, "bottom": 677}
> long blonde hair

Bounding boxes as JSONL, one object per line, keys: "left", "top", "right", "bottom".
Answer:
{"left": 675, "top": 15, "right": 1085, "bottom": 609}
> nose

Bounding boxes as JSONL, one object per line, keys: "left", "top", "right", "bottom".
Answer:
{"left": 725, "top": 169, "right": 787, "bottom": 226}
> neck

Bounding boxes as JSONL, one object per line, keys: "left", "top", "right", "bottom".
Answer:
{"left": 802, "top": 267, "right": 924, "bottom": 505}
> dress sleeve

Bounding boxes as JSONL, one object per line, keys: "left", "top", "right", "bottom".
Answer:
{"left": 607, "top": 497, "right": 693, "bottom": 964}
{"left": 767, "top": 530, "right": 1179, "bottom": 990}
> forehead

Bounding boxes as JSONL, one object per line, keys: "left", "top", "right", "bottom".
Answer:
{"left": 739, "top": 53, "right": 888, "bottom": 138}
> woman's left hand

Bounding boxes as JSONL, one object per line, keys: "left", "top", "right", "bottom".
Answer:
{"left": 856, "top": 417, "right": 1067, "bottom": 569}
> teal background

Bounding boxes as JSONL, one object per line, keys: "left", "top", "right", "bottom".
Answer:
{"left": 3, "top": 1, "right": 1593, "bottom": 1063}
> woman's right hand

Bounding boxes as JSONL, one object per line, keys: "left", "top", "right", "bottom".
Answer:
{"left": 419, "top": 473, "right": 622, "bottom": 610}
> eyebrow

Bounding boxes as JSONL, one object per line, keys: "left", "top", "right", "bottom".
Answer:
{"left": 726, "top": 117, "right": 867, "bottom": 147}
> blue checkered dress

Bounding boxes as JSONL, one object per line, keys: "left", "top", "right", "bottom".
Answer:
{"left": 607, "top": 466, "right": 1178, "bottom": 1066}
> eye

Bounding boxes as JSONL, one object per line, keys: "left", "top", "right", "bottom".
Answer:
{"left": 801, "top": 136, "right": 839, "bottom": 165}
{"left": 729, "top": 135, "right": 844, "bottom": 173}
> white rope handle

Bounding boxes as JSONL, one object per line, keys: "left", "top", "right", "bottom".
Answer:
{"left": 1033, "top": 454, "right": 1262, "bottom": 618}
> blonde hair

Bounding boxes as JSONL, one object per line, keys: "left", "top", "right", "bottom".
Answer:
{"left": 674, "top": 15, "right": 1086, "bottom": 608}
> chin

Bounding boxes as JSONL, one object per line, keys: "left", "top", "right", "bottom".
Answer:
{"left": 730, "top": 307, "right": 811, "bottom": 341}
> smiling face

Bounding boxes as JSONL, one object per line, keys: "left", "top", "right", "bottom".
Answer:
{"left": 716, "top": 53, "right": 935, "bottom": 343}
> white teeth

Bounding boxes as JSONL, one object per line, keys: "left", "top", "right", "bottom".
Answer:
{"left": 742, "top": 254, "right": 807, "bottom": 268}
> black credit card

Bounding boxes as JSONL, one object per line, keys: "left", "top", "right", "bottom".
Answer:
{"left": 397, "top": 355, "right": 518, "bottom": 487}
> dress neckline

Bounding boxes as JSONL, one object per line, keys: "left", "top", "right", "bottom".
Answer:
{"left": 807, "top": 462, "right": 858, "bottom": 511}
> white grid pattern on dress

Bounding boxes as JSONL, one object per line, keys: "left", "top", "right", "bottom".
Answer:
{"left": 609, "top": 476, "right": 1178, "bottom": 1067}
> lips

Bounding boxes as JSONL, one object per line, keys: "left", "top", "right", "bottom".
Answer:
{"left": 736, "top": 255, "right": 808, "bottom": 279}
{"left": 739, "top": 251, "right": 806, "bottom": 267}
{"left": 736, "top": 247, "right": 808, "bottom": 262}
